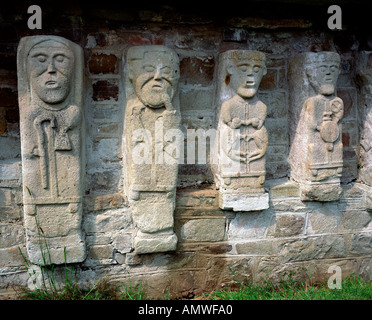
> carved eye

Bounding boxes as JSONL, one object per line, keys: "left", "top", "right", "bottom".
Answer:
{"left": 55, "top": 55, "right": 65, "bottom": 63}
{"left": 238, "top": 65, "right": 248, "bottom": 72}
{"left": 144, "top": 65, "right": 155, "bottom": 73}
{"left": 37, "top": 55, "right": 47, "bottom": 63}
{"left": 253, "top": 66, "right": 261, "bottom": 73}
{"left": 161, "top": 66, "right": 171, "bottom": 74}
{"left": 330, "top": 65, "right": 337, "bottom": 72}
{"left": 319, "top": 66, "right": 327, "bottom": 73}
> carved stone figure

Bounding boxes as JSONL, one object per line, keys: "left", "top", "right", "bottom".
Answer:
{"left": 289, "top": 52, "right": 343, "bottom": 201}
{"left": 17, "top": 36, "right": 85, "bottom": 265}
{"left": 214, "top": 50, "right": 269, "bottom": 211}
{"left": 123, "top": 45, "right": 181, "bottom": 253}
{"left": 356, "top": 51, "right": 372, "bottom": 208}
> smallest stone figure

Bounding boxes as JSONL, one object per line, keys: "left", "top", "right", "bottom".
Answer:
{"left": 215, "top": 50, "right": 269, "bottom": 211}
{"left": 289, "top": 52, "right": 343, "bottom": 201}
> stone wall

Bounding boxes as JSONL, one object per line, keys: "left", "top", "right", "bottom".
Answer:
{"left": 1, "top": 1, "right": 372, "bottom": 299}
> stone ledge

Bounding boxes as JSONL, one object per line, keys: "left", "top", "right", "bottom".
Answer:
{"left": 84, "top": 193, "right": 125, "bottom": 212}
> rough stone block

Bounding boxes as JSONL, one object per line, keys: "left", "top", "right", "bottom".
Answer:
{"left": 0, "top": 246, "right": 27, "bottom": 267}
{"left": 228, "top": 211, "right": 272, "bottom": 240}
{"left": 267, "top": 213, "right": 305, "bottom": 237}
{"left": 88, "top": 244, "right": 114, "bottom": 260}
{"left": 350, "top": 233, "right": 372, "bottom": 255}
{"left": 278, "top": 235, "right": 346, "bottom": 263}
{"left": 180, "top": 218, "right": 226, "bottom": 242}
{"left": 0, "top": 224, "right": 24, "bottom": 248}
{"left": 134, "top": 231, "right": 177, "bottom": 254}
{"left": 235, "top": 240, "right": 274, "bottom": 255}
{"left": 307, "top": 203, "right": 341, "bottom": 234}
{"left": 219, "top": 192, "right": 269, "bottom": 212}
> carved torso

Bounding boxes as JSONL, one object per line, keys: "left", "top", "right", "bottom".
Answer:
{"left": 220, "top": 94, "right": 268, "bottom": 177}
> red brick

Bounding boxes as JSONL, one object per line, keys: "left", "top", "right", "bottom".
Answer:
{"left": 128, "top": 34, "right": 164, "bottom": 46}
{"left": 0, "top": 109, "right": 6, "bottom": 134}
{"left": 89, "top": 54, "right": 118, "bottom": 74}
{"left": 92, "top": 80, "right": 119, "bottom": 101}
{"left": 128, "top": 35, "right": 152, "bottom": 46}
{"left": 179, "top": 56, "right": 215, "bottom": 86}
{"left": 260, "top": 69, "right": 277, "bottom": 90}
{"left": 342, "top": 132, "right": 350, "bottom": 147}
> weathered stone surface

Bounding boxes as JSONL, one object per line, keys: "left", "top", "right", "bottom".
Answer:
{"left": 213, "top": 50, "right": 269, "bottom": 211}
{"left": 278, "top": 235, "right": 346, "bottom": 263}
{"left": 228, "top": 211, "right": 272, "bottom": 240}
{"left": 300, "top": 183, "right": 342, "bottom": 202}
{"left": 134, "top": 231, "right": 177, "bottom": 254}
{"left": 0, "top": 160, "right": 21, "bottom": 182}
{"left": 268, "top": 179, "right": 299, "bottom": 197}
{"left": 0, "top": 246, "right": 25, "bottom": 267}
{"left": 112, "top": 230, "right": 133, "bottom": 254}
{"left": 350, "top": 233, "right": 372, "bottom": 255}
{"left": 0, "top": 224, "right": 24, "bottom": 248}
{"left": 85, "top": 193, "right": 124, "bottom": 212}
{"left": 307, "top": 203, "right": 342, "bottom": 234}
{"left": 123, "top": 45, "right": 181, "bottom": 254}
{"left": 235, "top": 239, "right": 274, "bottom": 255}
{"left": 358, "top": 258, "right": 372, "bottom": 281}
{"left": 289, "top": 52, "right": 343, "bottom": 202}
{"left": 180, "top": 218, "right": 226, "bottom": 242}
{"left": 340, "top": 210, "right": 372, "bottom": 231}
{"left": 219, "top": 192, "right": 269, "bottom": 211}
{"left": 356, "top": 51, "right": 372, "bottom": 186}
{"left": 267, "top": 213, "right": 305, "bottom": 237}
{"left": 83, "top": 208, "right": 132, "bottom": 234}
{"left": 17, "top": 35, "right": 86, "bottom": 265}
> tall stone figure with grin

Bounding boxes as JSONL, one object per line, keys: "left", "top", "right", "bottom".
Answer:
{"left": 216, "top": 50, "right": 269, "bottom": 212}
{"left": 123, "top": 46, "right": 181, "bottom": 254}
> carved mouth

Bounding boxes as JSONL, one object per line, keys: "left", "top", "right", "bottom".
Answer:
{"left": 246, "top": 80, "right": 255, "bottom": 87}
{"left": 151, "top": 84, "right": 164, "bottom": 92}
{"left": 45, "top": 80, "right": 58, "bottom": 88}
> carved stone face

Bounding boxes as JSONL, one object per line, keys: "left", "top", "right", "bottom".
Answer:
{"left": 27, "top": 40, "right": 74, "bottom": 105}
{"left": 229, "top": 58, "right": 266, "bottom": 99}
{"left": 307, "top": 57, "right": 340, "bottom": 96}
{"left": 130, "top": 50, "right": 179, "bottom": 108}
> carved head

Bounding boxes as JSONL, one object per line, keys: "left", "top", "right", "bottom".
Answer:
{"left": 27, "top": 39, "right": 74, "bottom": 105}
{"left": 306, "top": 52, "right": 341, "bottom": 96}
{"left": 127, "top": 46, "right": 180, "bottom": 108}
{"left": 226, "top": 50, "right": 267, "bottom": 99}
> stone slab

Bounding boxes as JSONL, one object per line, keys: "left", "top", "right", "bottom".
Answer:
{"left": 134, "top": 232, "right": 178, "bottom": 254}
{"left": 219, "top": 192, "right": 269, "bottom": 211}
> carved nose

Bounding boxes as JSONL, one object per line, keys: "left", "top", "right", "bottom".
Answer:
{"left": 153, "top": 67, "right": 162, "bottom": 80}
{"left": 47, "top": 61, "right": 57, "bottom": 73}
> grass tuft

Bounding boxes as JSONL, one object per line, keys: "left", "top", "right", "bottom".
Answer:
{"left": 203, "top": 274, "right": 372, "bottom": 300}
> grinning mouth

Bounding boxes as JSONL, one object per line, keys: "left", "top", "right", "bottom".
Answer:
{"left": 245, "top": 80, "right": 255, "bottom": 87}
